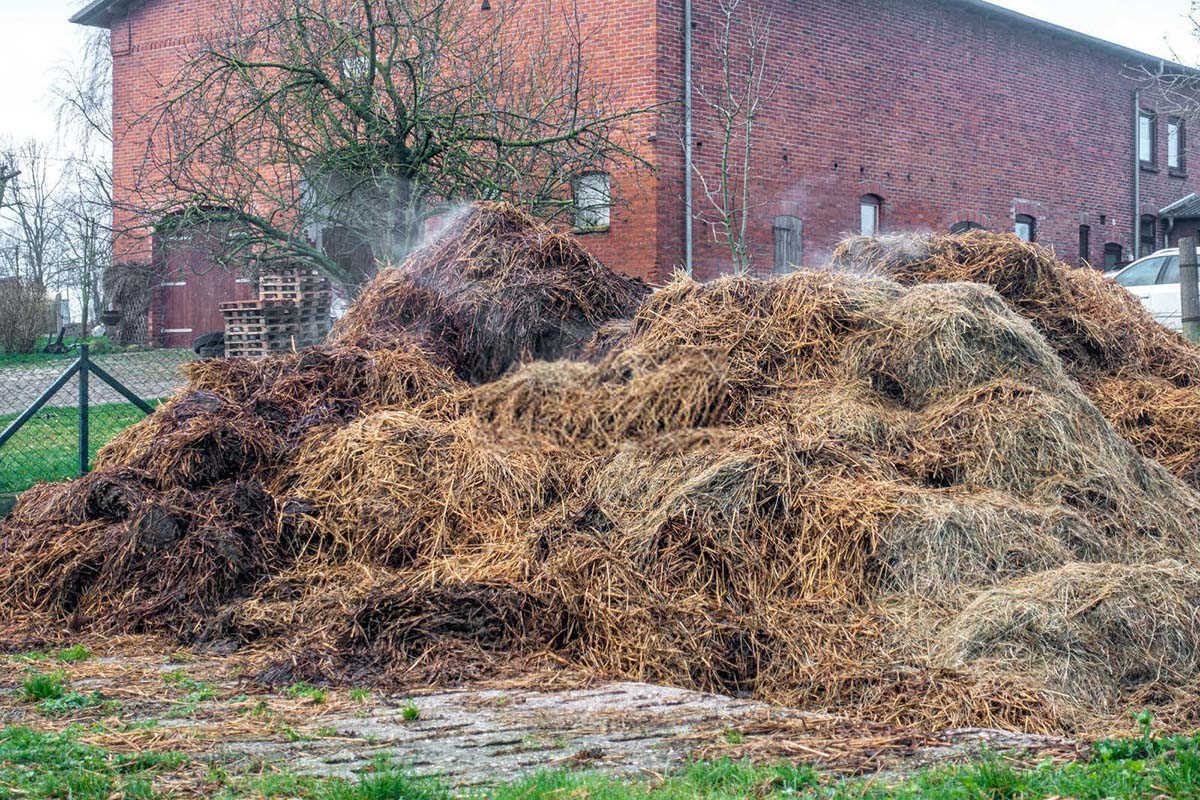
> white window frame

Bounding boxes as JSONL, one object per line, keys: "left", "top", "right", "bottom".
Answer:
{"left": 341, "top": 56, "right": 370, "bottom": 83}
{"left": 1139, "top": 111, "right": 1156, "bottom": 166}
{"left": 1168, "top": 118, "right": 1182, "bottom": 171}
{"left": 573, "top": 172, "right": 611, "bottom": 233}
{"left": 1014, "top": 215, "right": 1035, "bottom": 243}
{"left": 859, "top": 196, "right": 881, "bottom": 236}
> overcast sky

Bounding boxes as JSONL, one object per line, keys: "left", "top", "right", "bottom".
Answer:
{"left": 0, "top": 0, "right": 1197, "bottom": 147}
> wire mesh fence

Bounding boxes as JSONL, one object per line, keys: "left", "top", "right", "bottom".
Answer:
{"left": 0, "top": 345, "right": 195, "bottom": 499}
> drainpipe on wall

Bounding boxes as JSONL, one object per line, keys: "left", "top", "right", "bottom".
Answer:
{"left": 1133, "top": 88, "right": 1141, "bottom": 260}
{"left": 683, "top": 0, "right": 694, "bottom": 277}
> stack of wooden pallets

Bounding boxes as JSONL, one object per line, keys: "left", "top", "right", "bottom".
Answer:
{"left": 220, "top": 268, "right": 332, "bottom": 358}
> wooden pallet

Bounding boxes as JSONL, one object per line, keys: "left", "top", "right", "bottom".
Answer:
{"left": 260, "top": 289, "right": 333, "bottom": 303}
{"left": 222, "top": 270, "right": 332, "bottom": 358}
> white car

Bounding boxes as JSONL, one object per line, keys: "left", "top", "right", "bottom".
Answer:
{"left": 1107, "top": 248, "right": 1182, "bottom": 331}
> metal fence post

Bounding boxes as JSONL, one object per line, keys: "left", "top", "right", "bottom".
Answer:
{"left": 78, "top": 344, "right": 89, "bottom": 476}
{"left": 1181, "top": 237, "right": 1199, "bottom": 343}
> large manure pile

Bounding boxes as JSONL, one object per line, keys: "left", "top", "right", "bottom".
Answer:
{"left": 833, "top": 232, "right": 1200, "bottom": 489}
{"left": 4, "top": 207, "right": 1200, "bottom": 737}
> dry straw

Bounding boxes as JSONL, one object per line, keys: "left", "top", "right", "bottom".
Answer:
{"left": 5, "top": 213, "right": 1200, "bottom": 736}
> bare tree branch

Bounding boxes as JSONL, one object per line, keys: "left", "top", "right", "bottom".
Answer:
{"left": 123, "top": 0, "right": 658, "bottom": 289}
{"left": 688, "top": 0, "right": 779, "bottom": 274}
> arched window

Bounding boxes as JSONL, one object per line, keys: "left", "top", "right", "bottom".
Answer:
{"left": 950, "top": 220, "right": 982, "bottom": 234}
{"left": 859, "top": 194, "right": 882, "bottom": 236}
{"left": 1140, "top": 214, "right": 1158, "bottom": 255}
{"left": 1103, "top": 243, "right": 1124, "bottom": 270}
{"left": 1014, "top": 214, "right": 1035, "bottom": 243}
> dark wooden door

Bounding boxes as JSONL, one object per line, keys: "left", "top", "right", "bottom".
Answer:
{"left": 155, "top": 222, "right": 254, "bottom": 348}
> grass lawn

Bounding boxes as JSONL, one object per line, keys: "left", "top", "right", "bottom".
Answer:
{"left": 0, "top": 401, "right": 156, "bottom": 494}
{"left": 0, "top": 723, "right": 1197, "bottom": 800}
{"left": 0, "top": 336, "right": 117, "bottom": 369}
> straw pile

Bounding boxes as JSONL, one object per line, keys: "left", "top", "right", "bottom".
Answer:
{"left": 4, "top": 208, "right": 1200, "bottom": 737}
{"left": 834, "top": 231, "right": 1200, "bottom": 488}
{"left": 329, "top": 202, "right": 649, "bottom": 382}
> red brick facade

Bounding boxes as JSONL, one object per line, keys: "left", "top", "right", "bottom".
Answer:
{"left": 646, "top": 0, "right": 1199, "bottom": 281}
{"left": 87, "top": 0, "right": 1199, "bottom": 294}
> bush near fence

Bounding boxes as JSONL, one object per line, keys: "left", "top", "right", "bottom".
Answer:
{"left": 0, "top": 278, "right": 49, "bottom": 355}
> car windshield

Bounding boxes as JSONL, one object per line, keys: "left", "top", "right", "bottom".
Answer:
{"left": 1158, "top": 256, "right": 1182, "bottom": 284}
{"left": 1116, "top": 257, "right": 1166, "bottom": 287}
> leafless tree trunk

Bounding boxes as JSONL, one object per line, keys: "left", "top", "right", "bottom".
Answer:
{"left": 0, "top": 159, "right": 16, "bottom": 209}
{"left": 126, "top": 0, "right": 655, "bottom": 288}
{"left": 2, "top": 140, "right": 67, "bottom": 291}
{"left": 55, "top": 29, "right": 116, "bottom": 335}
{"left": 60, "top": 176, "right": 112, "bottom": 333}
{"left": 690, "top": 0, "right": 778, "bottom": 274}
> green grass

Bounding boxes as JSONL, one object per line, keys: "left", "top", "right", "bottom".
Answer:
{"left": 162, "top": 670, "right": 217, "bottom": 702}
{"left": 0, "top": 336, "right": 115, "bottom": 368}
{"left": 284, "top": 682, "right": 329, "bottom": 704}
{"left": 1, "top": 721, "right": 1199, "bottom": 800}
{"left": 0, "top": 726, "right": 185, "bottom": 800}
{"left": 54, "top": 644, "right": 93, "bottom": 663}
{"left": 38, "top": 691, "right": 107, "bottom": 717}
{"left": 22, "top": 670, "right": 68, "bottom": 701}
{"left": 0, "top": 401, "right": 156, "bottom": 494}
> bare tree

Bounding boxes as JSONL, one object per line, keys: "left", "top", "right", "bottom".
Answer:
{"left": 690, "top": 0, "right": 778, "bottom": 273}
{"left": 59, "top": 172, "right": 112, "bottom": 333}
{"left": 126, "top": 0, "right": 653, "bottom": 286}
{"left": 2, "top": 140, "right": 67, "bottom": 290}
{"left": 54, "top": 28, "right": 116, "bottom": 334}
{"left": 1134, "top": 4, "right": 1200, "bottom": 119}
{"left": 0, "top": 160, "right": 16, "bottom": 209}
{"left": 54, "top": 30, "right": 114, "bottom": 154}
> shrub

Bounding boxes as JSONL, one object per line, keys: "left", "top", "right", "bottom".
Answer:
{"left": 0, "top": 277, "right": 48, "bottom": 354}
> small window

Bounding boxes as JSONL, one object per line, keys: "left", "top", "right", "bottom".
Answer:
{"left": 1115, "top": 256, "right": 1166, "bottom": 287}
{"left": 1078, "top": 224, "right": 1090, "bottom": 265}
{"left": 341, "top": 56, "right": 370, "bottom": 82}
{"left": 1139, "top": 111, "right": 1156, "bottom": 166}
{"left": 1159, "top": 255, "right": 1181, "bottom": 284}
{"left": 950, "top": 220, "right": 982, "bottom": 234}
{"left": 1103, "top": 243, "right": 1123, "bottom": 270}
{"left": 573, "top": 172, "right": 611, "bottom": 232}
{"left": 1168, "top": 118, "right": 1185, "bottom": 172}
{"left": 772, "top": 215, "right": 803, "bottom": 274}
{"left": 1014, "top": 214, "right": 1035, "bottom": 242}
{"left": 859, "top": 194, "right": 881, "bottom": 236}
{"left": 1140, "top": 214, "right": 1158, "bottom": 255}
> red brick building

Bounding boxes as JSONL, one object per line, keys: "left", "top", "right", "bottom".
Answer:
{"left": 74, "top": 0, "right": 1199, "bottom": 340}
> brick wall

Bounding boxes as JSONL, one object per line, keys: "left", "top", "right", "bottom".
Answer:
{"left": 649, "top": 0, "right": 1199, "bottom": 281}
{"left": 104, "top": 0, "right": 1199, "bottom": 290}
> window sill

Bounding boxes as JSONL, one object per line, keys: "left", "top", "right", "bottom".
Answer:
{"left": 1170, "top": 168, "right": 1188, "bottom": 179}
{"left": 572, "top": 226, "right": 610, "bottom": 235}
{"left": 1140, "top": 163, "right": 1159, "bottom": 173}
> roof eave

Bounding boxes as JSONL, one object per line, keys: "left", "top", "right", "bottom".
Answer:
{"left": 945, "top": 0, "right": 1197, "bottom": 77}
{"left": 70, "top": 0, "right": 133, "bottom": 27}
{"left": 1161, "top": 193, "right": 1200, "bottom": 218}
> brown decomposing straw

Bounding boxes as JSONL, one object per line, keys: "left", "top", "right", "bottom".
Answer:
{"left": 329, "top": 202, "right": 649, "bottom": 383}
{"left": 5, "top": 208, "right": 1200, "bottom": 737}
